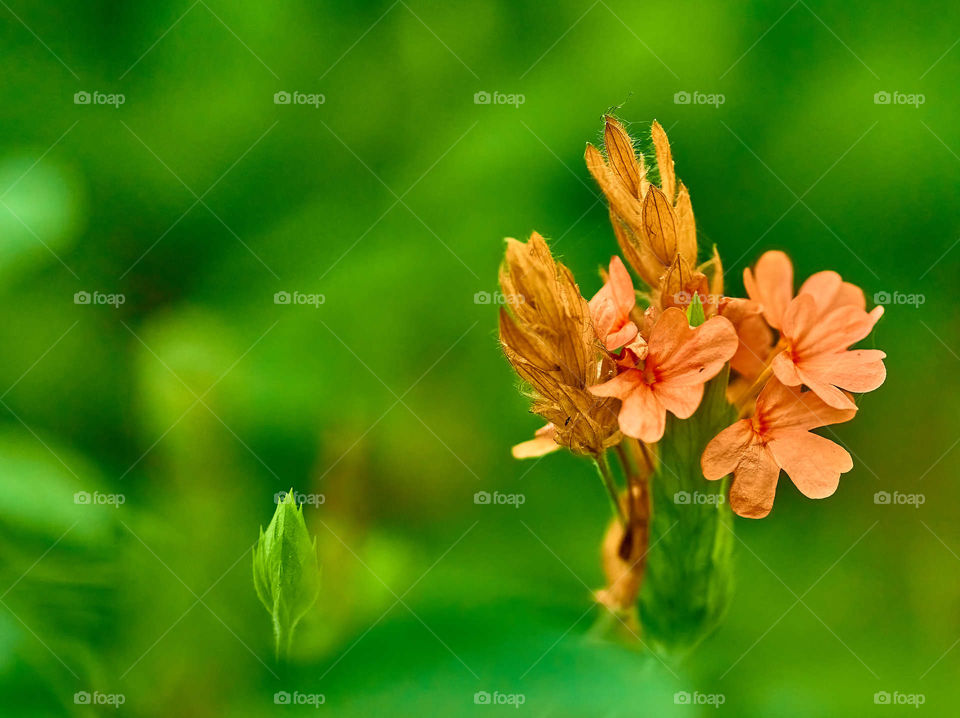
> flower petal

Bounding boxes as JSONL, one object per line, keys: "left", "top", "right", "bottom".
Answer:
{"left": 702, "top": 420, "right": 755, "bottom": 480}
{"left": 783, "top": 296, "right": 883, "bottom": 357}
{"left": 798, "top": 271, "right": 866, "bottom": 313}
{"left": 728, "top": 443, "right": 780, "bottom": 519}
{"left": 798, "top": 349, "right": 887, "bottom": 394}
{"left": 649, "top": 310, "right": 738, "bottom": 385}
{"left": 794, "top": 369, "right": 858, "bottom": 410}
{"left": 512, "top": 429, "right": 561, "bottom": 459}
{"left": 655, "top": 382, "right": 704, "bottom": 420}
{"left": 607, "top": 255, "right": 635, "bottom": 310}
{"left": 720, "top": 298, "right": 774, "bottom": 379}
{"left": 757, "top": 379, "right": 857, "bottom": 432}
{"left": 617, "top": 382, "right": 667, "bottom": 442}
{"left": 604, "top": 322, "right": 639, "bottom": 352}
{"left": 743, "top": 250, "right": 793, "bottom": 329}
{"left": 590, "top": 256, "right": 638, "bottom": 350}
{"left": 768, "top": 430, "right": 853, "bottom": 499}
{"left": 589, "top": 368, "right": 641, "bottom": 399}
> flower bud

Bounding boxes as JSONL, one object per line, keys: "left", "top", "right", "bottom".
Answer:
{"left": 253, "top": 489, "right": 321, "bottom": 659}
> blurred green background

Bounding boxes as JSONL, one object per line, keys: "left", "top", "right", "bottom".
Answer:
{"left": 1, "top": 1, "right": 958, "bottom": 715}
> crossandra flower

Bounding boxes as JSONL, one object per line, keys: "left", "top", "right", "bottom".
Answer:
{"left": 589, "top": 256, "right": 639, "bottom": 351}
{"left": 743, "top": 250, "right": 885, "bottom": 409}
{"left": 499, "top": 232, "right": 621, "bottom": 456}
{"left": 701, "top": 379, "right": 856, "bottom": 518}
{"left": 585, "top": 116, "right": 703, "bottom": 303}
{"left": 589, "top": 308, "right": 738, "bottom": 442}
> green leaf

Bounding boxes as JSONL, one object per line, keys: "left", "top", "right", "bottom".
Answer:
{"left": 253, "top": 490, "right": 321, "bottom": 660}
{"left": 638, "top": 368, "right": 736, "bottom": 653}
{"left": 686, "top": 293, "right": 705, "bottom": 327}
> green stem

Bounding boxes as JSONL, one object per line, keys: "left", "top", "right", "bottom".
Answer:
{"left": 274, "top": 616, "right": 294, "bottom": 662}
{"left": 594, "top": 452, "right": 627, "bottom": 527}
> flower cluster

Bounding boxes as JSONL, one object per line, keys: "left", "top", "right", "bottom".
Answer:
{"left": 497, "top": 115, "right": 884, "bottom": 618}
{"left": 499, "top": 115, "right": 885, "bottom": 509}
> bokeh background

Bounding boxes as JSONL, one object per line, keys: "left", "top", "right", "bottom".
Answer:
{"left": 1, "top": 1, "right": 958, "bottom": 715}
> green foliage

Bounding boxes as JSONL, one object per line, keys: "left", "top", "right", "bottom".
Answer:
{"left": 639, "top": 369, "right": 736, "bottom": 652}
{"left": 253, "top": 490, "right": 321, "bottom": 660}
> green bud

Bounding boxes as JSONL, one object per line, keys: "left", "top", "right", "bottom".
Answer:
{"left": 253, "top": 489, "right": 321, "bottom": 660}
{"left": 686, "top": 293, "right": 706, "bottom": 327}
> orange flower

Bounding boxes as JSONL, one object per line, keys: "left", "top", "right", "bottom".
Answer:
{"left": 772, "top": 296, "right": 885, "bottom": 410}
{"left": 701, "top": 379, "right": 856, "bottom": 518}
{"left": 589, "top": 308, "right": 738, "bottom": 442}
{"left": 589, "top": 256, "right": 639, "bottom": 351}
{"left": 743, "top": 250, "right": 886, "bottom": 410}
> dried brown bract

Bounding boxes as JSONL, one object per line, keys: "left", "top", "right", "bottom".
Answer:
{"left": 498, "top": 232, "right": 621, "bottom": 455}
{"left": 586, "top": 116, "right": 700, "bottom": 304}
